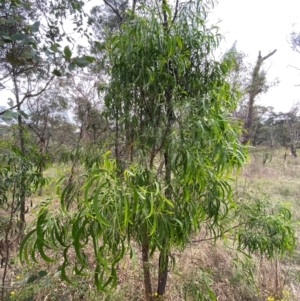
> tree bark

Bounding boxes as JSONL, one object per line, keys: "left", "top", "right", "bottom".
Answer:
{"left": 156, "top": 151, "right": 172, "bottom": 297}
{"left": 142, "top": 232, "right": 153, "bottom": 301}
{"left": 157, "top": 251, "right": 169, "bottom": 296}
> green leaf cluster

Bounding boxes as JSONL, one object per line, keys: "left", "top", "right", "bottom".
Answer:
{"left": 236, "top": 197, "right": 295, "bottom": 258}
{"left": 0, "top": 141, "right": 47, "bottom": 208}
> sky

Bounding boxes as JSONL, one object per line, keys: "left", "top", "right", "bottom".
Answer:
{"left": 1, "top": 0, "right": 300, "bottom": 113}
{"left": 209, "top": 0, "right": 300, "bottom": 112}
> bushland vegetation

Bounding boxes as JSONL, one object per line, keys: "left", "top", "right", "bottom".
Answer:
{"left": 0, "top": 0, "right": 300, "bottom": 300}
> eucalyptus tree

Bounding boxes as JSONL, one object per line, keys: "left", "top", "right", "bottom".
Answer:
{"left": 0, "top": 0, "right": 94, "bottom": 230}
{"left": 0, "top": 2, "right": 93, "bottom": 298}
{"left": 25, "top": 81, "right": 71, "bottom": 169}
{"left": 0, "top": 0, "right": 89, "bottom": 116}
{"left": 224, "top": 45, "right": 278, "bottom": 144}
{"left": 0, "top": 0, "right": 51, "bottom": 233}
{"left": 278, "top": 105, "right": 300, "bottom": 156}
{"left": 242, "top": 49, "right": 277, "bottom": 144}
{"left": 250, "top": 104, "right": 300, "bottom": 152}
{"left": 21, "top": 0, "right": 295, "bottom": 300}
{"left": 249, "top": 105, "right": 276, "bottom": 146}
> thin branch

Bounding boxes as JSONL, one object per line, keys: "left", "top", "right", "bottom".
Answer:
{"left": 0, "top": 73, "right": 12, "bottom": 82}
{"left": 131, "top": 0, "right": 137, "bottom": 15}
{"left": 289, "top": 64, "right": 300, "bottom": 71}
{"left": 162, "top": 0, "right": 168, "bottom": 29}
{"left": 103, "top": 0, "right": 123, "bottom": 23}
{"left": 27, "top": 123, "right": 41, "bottom": 138}
{"left": 262, "top": 49, "right": 277, "bottom": 62}
{"left": 191, "top": 223, "right": 245, "bottom": 243}
{"left": 0, "top": 63, "right": 42, "bottom": 83}
{"left": 172, "top": 0, "right": 179, "bottom": 23}
{"left": 0, "top": 75, "right": 55, "bottom": 115}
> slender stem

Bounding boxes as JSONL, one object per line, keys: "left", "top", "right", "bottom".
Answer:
{"left": 1, "top": 178, "right": 17, "bottom": 300}
{"left": 156, "top": 151, "right": 172, "bottom": 296}
{"left": 12, "top": 68, "right": 26, "bottom": 233}
{"left": 142, "top": 231, "right": 153, "bottom": 301}
{"left": 156, "top": 0, "right": 174, "bottom": 292}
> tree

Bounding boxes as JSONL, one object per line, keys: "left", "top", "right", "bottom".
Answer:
{"left": 0, "top": 0, "right": 95, "bottom": 231}
{"left": 273, "top": 105, "right": 300, "bottom": 156}
{"left": 242, "top": 49, "right": 277, "bottom": 144}
{"left": 21, "top": 1, "right": 295, "bottom": 300}
{"left": 25, "top": 81, "right": 71, "bottom": 172}
{"left": 0, "top": 0, "right": 50, "bottom": 230}
{"left": 0, "top": 133, "right": 46, "bottom": 299}
{"left": 249, "top": 105, "right": 274, "bottom": 146}
{"left": 224, "top": 45, "right": 278, "bottom": 144}
{"left": 247, "top": 104, "right": 300, "bottom": 155}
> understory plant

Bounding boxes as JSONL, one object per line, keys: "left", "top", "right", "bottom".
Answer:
{"left": 0, "top": 136, "right": 46, "bottom": 300}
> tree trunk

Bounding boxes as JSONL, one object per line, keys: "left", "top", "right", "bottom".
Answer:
{"left": 155, "top": 0, "right": 174, "bottom": 286}
{"left": 157, "top": 251, "right": 169, "bottom": 296}
{"left": 291, "top": 144, "right": 297, "bottom": 157}
{"left": 13, "top": 69, "right": 26, "bottom": 233}
{"left": 18, "top": 113, "right": 26, "bottom": 232}
{"left": 156, "top": 151, "right": 172, "bottom": 296}
{"left": 242, "top": 49, "right": 277, "bottom": 144}
{"left": 115, "top": 109, "right": 123, "bottom": 175}
{"left": 142, "top": 232, "right": 153, "bottom": 301}
{"left": 37, "top": 136, "right": 46, "bottom": 196}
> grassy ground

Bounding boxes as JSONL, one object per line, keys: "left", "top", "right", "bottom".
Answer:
{"left": 232, "top": 147, "right": 300, "bottom": 300}
{"left": 1, "top": 147, "right": 300, "bottom": 301}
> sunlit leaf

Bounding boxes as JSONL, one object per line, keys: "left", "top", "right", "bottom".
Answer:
{"left": 38, "top": 270, "right": 47, "bottom": 278}
{"left": 73, "top": 57, "right": 89, "bottom": 67}
{"left": 31, "top": 21, "right": 40, "bottom": 33}
{"left": 64, "top": 46, "right": 72, "bottom": 59}
{"left": 2, "top": 110, "right": 14, "bottom": 119}
{"left": 68, "top": 62, "right": 76, "bottom": 71}
{"left": 11, "top": 32, "right": 27, "bottom": 41}
{"left": 52, "top": 69, "right": 62, "bottom": 77}
{"left": 27, "top": 275, "right": 37, "bottom": 284}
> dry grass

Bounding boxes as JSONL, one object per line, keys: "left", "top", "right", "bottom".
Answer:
{"left": 2, "top": 148, "right": 300, "bottom": 300}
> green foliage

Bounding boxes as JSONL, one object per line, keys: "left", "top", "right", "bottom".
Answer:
{"left": 235, "top": 196, "right": 295, "bottom": 258}
{"left": 8, "top": 267, "right": 100, "bottom": 301}
{"left": 181, "top": 268, "right": 216, "bottom": 301}
{"left": 18, "top": 0, "right": 296, "bottom": 299}
{"left": 64, "top": 46, "right": 72, "bottom": 60}
{"left": 0, "top": 137, "right": 48, "bottom": 300}
{"left": 229, "top": 256, "right": 258, "bottom": 299}
{"left": 0, "top": 141, "right": 47, "bottom": 210}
